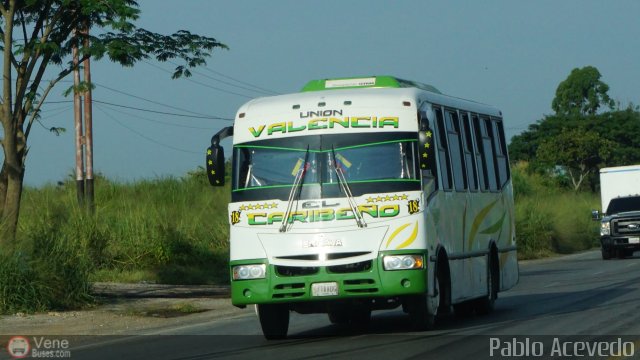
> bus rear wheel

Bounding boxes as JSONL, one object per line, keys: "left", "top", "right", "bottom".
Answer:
{"left": 474, "top": 255, "right": 498, "bottom": 315}
{"left": 257, "top": 304, "right": 290, "bottom": 340}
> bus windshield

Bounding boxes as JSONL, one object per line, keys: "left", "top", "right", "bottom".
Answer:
{"left": 232, "top": 132, "right": 420, "bottom": 201}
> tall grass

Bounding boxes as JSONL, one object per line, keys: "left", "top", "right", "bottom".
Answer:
{"left": 512, "top": 162, "right": 600, "bottom": 259}
{"left": 1, "top": 170, "right": 230, "bottom": 313}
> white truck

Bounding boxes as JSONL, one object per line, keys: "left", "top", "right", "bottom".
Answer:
{"left": 593, "top": 165, "right": 640, "bottom": 259}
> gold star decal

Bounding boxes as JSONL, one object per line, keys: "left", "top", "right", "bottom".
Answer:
{"left": 271, "top": 202, "right": 278, "bottom": 209}
{"left": 425, "top": 131, "right": 432, "bottom": 138}
{"left": 421, "top": 164, "right": 426, "bottom": 168}
{"left": 376, "top": 196, "right": 382, "bottom": 202}
{"left": 422, "top": 153, "right": 428, "bottom": 158}
{"left": 210, "top": 170, "right": 216, "bottom": 175}
{"left": 367, "top": 197, "right": 374, "bottom": 203}
{"left": 424, "top": 143, "right": 430, "bottom": 148}
{"left": 393, "top": 195, "right": 399, "bottom": 200}
{"left": 208, "top": 160, "right": 213, "bottom": 165}
{"left": 385, "top": 195, "right": 391, "bottom": 201}
{"left": 207, "top": 149, "right": 212, "bottom": 155}
{"left": 401, "top": 194, "right": 408, "bottom": 200}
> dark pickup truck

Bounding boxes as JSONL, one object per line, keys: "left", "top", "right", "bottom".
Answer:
{"left": 593, "top": 195, "right": 640, "bottom": 259}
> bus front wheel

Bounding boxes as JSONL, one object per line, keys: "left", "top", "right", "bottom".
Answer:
{"left": 257, "top": 304, "right": 290, "bottom": 340}
{"left": 408, "top": 272, "right": 440, "bottom": 330}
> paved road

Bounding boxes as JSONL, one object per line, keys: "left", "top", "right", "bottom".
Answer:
{"left": 70, "top": 251, "right": 640, "bottom": 359}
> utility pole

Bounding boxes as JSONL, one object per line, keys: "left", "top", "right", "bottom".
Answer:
{"left": 72, "top": 22, "right": 95, "bottom": 212}
{"left": 82, "top": 21, "right": 95, "bottom": 213}
{"left": 72, "top": 29, "right": 85, "bottom": 206}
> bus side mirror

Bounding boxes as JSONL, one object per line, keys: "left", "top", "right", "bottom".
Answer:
{"left": 206, "top": 145, "right": 225, "bottom": 186}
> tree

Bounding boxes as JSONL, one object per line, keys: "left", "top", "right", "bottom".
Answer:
{"left": 535, "top": 128, "right": 614, "bottom": 191}
{"left": 551, "top": 66, "right": 614, "bottom": 117}
{"left": 0, "top": 0, "right": 227, "bottom": 244}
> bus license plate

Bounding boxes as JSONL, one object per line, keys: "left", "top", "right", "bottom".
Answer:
{"left": 311, "top": 282, "right": 338, "bottom": 297}
{"left": 629, "top": 237, "right": 640, "bottom": 244}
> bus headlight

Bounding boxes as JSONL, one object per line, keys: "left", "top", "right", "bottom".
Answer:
{"left": 601, "top": 221, "right": 611, "bottom": 236}
{"left": 232, "top": 264, "right": 266, "bottom": 280}
{"left": 383, "top": 255, "right": 424, "bottom": 270}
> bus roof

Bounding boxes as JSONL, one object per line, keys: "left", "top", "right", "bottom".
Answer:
{"left": 301, "top": 76, "right": 442, "bottom": 94}
{"left": 237, "top": 84, "right": 500, "bottom": 120}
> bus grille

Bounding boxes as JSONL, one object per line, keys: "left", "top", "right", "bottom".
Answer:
{"left": 275, "top": 266, "right": 319, "bottom": 276}
{"left": 272, "top": 283, "right": 306, "bottom": 299}
{"left": 327, "top": 260, "right": 372, "bottom": 274}
{"left": 343, "top": 278, "right": 378, "bottom": 294}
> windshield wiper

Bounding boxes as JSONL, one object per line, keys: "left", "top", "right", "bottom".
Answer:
{"left": 280, "top": 146, "right": 310, "bottom": 233}
{"left": 331, "top": 147, "right": 366, "bottom": 228}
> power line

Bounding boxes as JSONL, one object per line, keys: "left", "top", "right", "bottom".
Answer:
{"left": 143, "top": 61, "right": 254, "bottom": 99}
{"left": 196, "top": 65, "right": 281, "bottom": 96}
{"left": 95, "top": 106, "right": 202, "bottom": 155}
{"left": 166, "top": 60, "right": 280, "bottom": 96}
{"left": 93, "top": 82, "right": 220, "bottom": 118}
{"left": 93, "top": 103, "right": 217, "bottom": 130}
{"left": 94, "top": 100, "right": 234, "bottom": 121}
{"left": 43, "top": 99, "right": 234, "bottom": 121}
{"left": 47, "top": 79, "right": 235, "bottom": 120}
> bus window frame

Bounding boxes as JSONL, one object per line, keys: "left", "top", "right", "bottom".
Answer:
{"left": 444, "top": 108, "right": 468, "bottom": 192}
{"left": 460, "top": 111, "right": 479, "bottom": 192}
{"left": 433, "top": 106, "right": 454, "bottom": 192}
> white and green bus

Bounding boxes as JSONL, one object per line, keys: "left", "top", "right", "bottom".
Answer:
{"left": 206, "top": 76, "right": 518, "bottom": 339}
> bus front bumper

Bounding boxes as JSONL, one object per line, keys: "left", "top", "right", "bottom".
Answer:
{"left": 230, "top": 251, "right": 428, "bottom": 306}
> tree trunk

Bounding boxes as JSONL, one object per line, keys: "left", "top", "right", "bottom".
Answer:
{"left": 0, "top": 121, "right": 26, "bottom": 245}
{"left": 0, "top": 163, "right": 8, "bottom": 220}
{"left": 1, "top": 164, "right": 24, "bottom": 245}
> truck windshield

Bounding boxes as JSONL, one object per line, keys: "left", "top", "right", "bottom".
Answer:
{"left": 606, "top": 196, "right": 640, "bottom": 215}
{"left": 232, "top": 132, "right": 420, "bottom": 202}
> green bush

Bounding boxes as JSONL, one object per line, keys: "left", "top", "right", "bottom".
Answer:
{"left": 513, "top": 164, "right": 600, "bottom": 259}
{"left": 515, "top": 197, "right": 555, "bottom": 258}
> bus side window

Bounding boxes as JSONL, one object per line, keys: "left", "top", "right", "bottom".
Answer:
{"left": 482, "top": 117, "right": 499, "bottom": 191}
{"left": 492, "top": 119, "right": 510, "bottom": 187}
{"left": 445, "top": 110, "right": 467, "bottom": 191}
{"left": 461, "top": 112, "right": 478, "bottom": 191}
{"left": 434, "top": 107, "right": 453, "bottom": 191}
{"left": 471, "top": 115, "right": 488, "bottom": 191}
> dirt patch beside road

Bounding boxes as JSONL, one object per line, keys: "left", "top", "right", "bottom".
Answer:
{"left": 1, "top": 283, "right": 252, "bottom": 336}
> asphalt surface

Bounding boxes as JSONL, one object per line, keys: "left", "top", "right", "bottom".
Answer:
{"left": 17, "top": 250, "right": 640, "bottom": 359}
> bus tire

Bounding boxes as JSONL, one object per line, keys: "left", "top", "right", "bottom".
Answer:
{"left": 257, "top": 304, "right": 290, "bottom": 340}
{"left": 408, "top": 270, "right": 441, "bottom": 330}
{"left": 474, "top": 253, "right": 498, "bottom": 315}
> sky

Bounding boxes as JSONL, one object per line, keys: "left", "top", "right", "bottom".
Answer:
{"left": 21, "top": 0, "right": 640, "bottom": 186}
